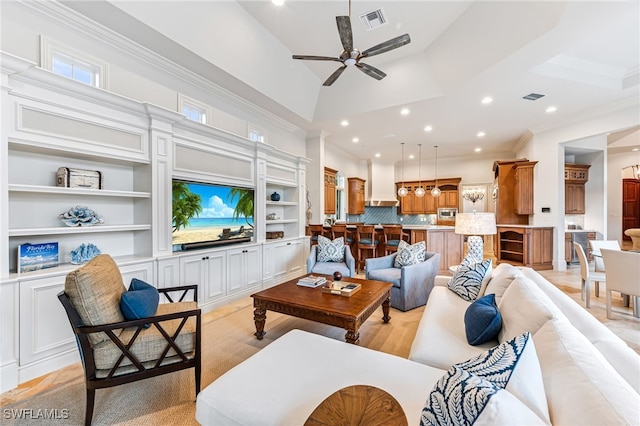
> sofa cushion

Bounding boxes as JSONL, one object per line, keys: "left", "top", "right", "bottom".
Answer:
{"left": 409, "top": 287, "right": 496, "bottom": 369}
{"left": 533, "top": 318, "right": 640, "bottom": 425}
{"left": 453, "top": 332, "right": 550, "bottom": 424}
{"left": 484, "top": 263, "right": 524, "bottom": 304}
{"left": 420, "top": 365, "right": 545, "bottom": 426}
{"left": 64, "top": 254, "right": 126, "bottom": 346}
{"left": 120, "top": 278, "right": 159, "bottom": 327}
{"left": 317, "top": 236, "right": 345, "bottom": 262}
{"left": 447, "top": 258, "right": 492, "bottom": 301}
{"left": 464, "top": 294, "right": 502, "bottom": 345}
{"left": 498, "top": 277, "right": 562, "bottom": 343}
{"left": 394, "top": 240, "right": 426, "bottom": 267}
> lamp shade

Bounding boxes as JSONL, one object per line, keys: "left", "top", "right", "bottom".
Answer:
{"left": 455, "top": 212, "right": 497, "bottom": 236}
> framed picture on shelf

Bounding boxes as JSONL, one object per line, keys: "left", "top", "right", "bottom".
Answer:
{"left": 17, "top": 242, "right": 59, "bottom": 273}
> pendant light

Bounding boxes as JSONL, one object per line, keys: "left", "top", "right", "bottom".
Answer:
{"left": 431, "top": 145, "right": 441, "bottom": 197}
{"left": 397, "top": 143, "right": 408, "bottom": 197}
{"left": 415, "top": 144, "right": 425, "bottom": 197}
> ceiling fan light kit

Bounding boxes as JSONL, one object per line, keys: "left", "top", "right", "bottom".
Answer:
{"left": 292, "top": 0, "right": 411, "bottom": 86}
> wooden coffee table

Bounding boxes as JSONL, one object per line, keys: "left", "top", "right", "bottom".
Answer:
{"left": 251, "top": 275, "right": 392, "bottom": 344}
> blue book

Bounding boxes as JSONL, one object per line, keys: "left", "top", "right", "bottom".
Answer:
{"left": 18, "top": 242, "right": 59, "bottom": 273}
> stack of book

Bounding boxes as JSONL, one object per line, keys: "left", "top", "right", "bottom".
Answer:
{"left": 321, "top": 282, "right": 362, "bottom": 297}
{"left": 296, "top": 275, "right": 327, "bottom": 288}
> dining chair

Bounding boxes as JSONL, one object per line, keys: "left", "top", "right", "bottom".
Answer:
{"left": 600, "top": 248, "right": 640, "bottom": 319}
{"left": 588, "top": 240, "right": 620, "bottom": 296}
{"left": 356, "top": 224, "right": 378, "bottom": 274}
{"left": 589, "top": 240, "right": 621, "bottom": 271}
{"left": 574, "top": 242, "right": 606, "bottom": 308}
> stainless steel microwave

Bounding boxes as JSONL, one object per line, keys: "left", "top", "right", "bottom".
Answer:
{"left": 438, "top": 208, "right": 458, "bottom": 220}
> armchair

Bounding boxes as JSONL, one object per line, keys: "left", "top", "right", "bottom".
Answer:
{"left": 365, "top": 252, "right": 441, "bottom": 311}
{"left": 58, "top": 254, "right": 201, "bottom": 426}
{"left": 307, "top": 245, "right": 356, "bottom": 278}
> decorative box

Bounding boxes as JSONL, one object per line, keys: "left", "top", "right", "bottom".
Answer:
{"left": 56, "top": 167, "right": 103, "bottom": 189}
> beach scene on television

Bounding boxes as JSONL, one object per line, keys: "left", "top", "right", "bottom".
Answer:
{"left": 172, "top": 181, "right": 254, "bottom": 247}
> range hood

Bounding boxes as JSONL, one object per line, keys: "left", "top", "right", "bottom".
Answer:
{"left": 366, "top": 160, "right": 399, "bottom": 207}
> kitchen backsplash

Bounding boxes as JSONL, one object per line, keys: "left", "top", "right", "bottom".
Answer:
{"left": 565, "top": 215, "right": 585, "bottom": 230}
{"left": 343, "top": 206, "right": 437, "bottom": 225}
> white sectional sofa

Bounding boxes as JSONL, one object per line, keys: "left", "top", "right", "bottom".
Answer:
{"left": 196, "top": 263, "right": 640, "bottom": 425}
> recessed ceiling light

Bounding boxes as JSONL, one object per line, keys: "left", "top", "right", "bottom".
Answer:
{"left": 546, "top": 106, "right": 557, "bottom": 113}
{"left": 340, "top": 120, "right": 349, "bottom": 126}
{"left": 352, "top": 137, "right": 359, "bottom": 143}
{"left": 375, "top": 153, "right": 381, "bottom": 157}
{"left": 481, "top": 97, "right": 493, "bottom": 105}
{"left": 272, "top": 0, "right": 285, "bottom": 5}
{"left": 474, "top": 147, "right": 482, "bottom": 153}
{"left": 409, "top": 154, "right": 415, "bottom": 159}
{"left": 424, "top": 125, "right": 433, "bottom": 132}
{"left": 477, "top": 131, "right": 486, "bottom": 138}
{"left": 633, "top": 148, "right": 640, "bottom": 152}
{"left": 400, "top": 108, "right": 410, "bottom": 115}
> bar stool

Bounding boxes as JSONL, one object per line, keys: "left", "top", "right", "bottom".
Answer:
{"left": 331, "top": 223, "right": 354, "bottom": 245}
{"left": 308, "top": 224, "right": 325, "bottom": 246}
{"left": 382, "top": 224, "right": 409, "bottom": 256}
{"left": 356, "top": 224, "right": 378, "bottom": 274}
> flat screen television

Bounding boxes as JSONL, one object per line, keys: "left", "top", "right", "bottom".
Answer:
{"left": 172, "top": 179, "right": 254, "bottom": 251}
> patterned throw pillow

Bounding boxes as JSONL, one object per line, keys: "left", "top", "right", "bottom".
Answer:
{"left": 394, "top": 240, "right": 426, "bottom": 268}
{"left": 421, "top": 332, "right": 549, "bottom": 425}
{"left": 317, "top": 236, "right": 345, "bottom": 262}
{"left": 447, "top": 258, "right": 492, "bottom": 301}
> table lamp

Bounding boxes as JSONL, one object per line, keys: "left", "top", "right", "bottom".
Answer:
{"left": 455, "top": 212, "right": 497, "bottom": 262}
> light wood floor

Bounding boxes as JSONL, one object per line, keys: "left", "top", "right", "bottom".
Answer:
{"left": 2, "top": 247, "right": 639, "bottom": 407}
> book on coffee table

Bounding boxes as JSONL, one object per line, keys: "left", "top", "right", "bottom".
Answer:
{"left": 297, "top": 275, "right": 327, "bottom": 287}
{"left": 321, "top": 283, "right": 361, "bottom": 297}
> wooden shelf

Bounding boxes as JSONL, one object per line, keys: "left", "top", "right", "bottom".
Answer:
{"left": 9, "top": 224, "right": 151, "bottom": 237}
{"left": 8, "top": 184, "right": 150, "bottom": 198}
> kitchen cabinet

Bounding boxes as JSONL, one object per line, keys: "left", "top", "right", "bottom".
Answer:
{"left": 493, "top": 160, "right": 537, "bottom": 225}
{"left": 324, "top": 167, "right": 337, "bottom": 215}
{"left": 496, "top": 226, "right": 553, "bottom": 270}
{"left": 397, "top": 178, "right": 460, "bottom": 214}
{"left": 180, "top": 251, "right": 226, "bottom": 308}
{"left": 347, "top": 177, "right": 366, "bottom": 214}
{"left": 564, "top": 164, "right": 590, "bottom": 214}
{"left": 513, "top": 162, "right": 536, "bottom": 215}
{"left": 565, "top": 184, "right": 586, "bottom": 214}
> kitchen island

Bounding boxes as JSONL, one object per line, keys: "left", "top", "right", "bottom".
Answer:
{"left": 318, "top": 224, "right": 462, "bottom": 274}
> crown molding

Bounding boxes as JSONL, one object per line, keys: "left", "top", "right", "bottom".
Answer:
{"left": 15, "top": 0, "right": 305, "bottom": 136}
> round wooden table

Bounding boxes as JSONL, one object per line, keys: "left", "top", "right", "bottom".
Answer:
{"left": 304, "top": 385, "right": 408, "bottom": 426}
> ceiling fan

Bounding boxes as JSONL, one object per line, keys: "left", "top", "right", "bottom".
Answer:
{"left": 292, "top": 1, "right": 411, "bottom": 86}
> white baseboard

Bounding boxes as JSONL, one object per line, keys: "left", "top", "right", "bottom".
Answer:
{"left": 17, "top": 349, "right": 80, "bottom": 387}
{"left": 1, "top": 360, "right": 19, "bottom": 393}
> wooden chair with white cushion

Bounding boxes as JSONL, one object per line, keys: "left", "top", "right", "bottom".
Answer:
{"left": 601, "top": 248, "right": 640, "bottom": 319}
{"left": 58, "top": 254, "right": 201, "bottom": 426}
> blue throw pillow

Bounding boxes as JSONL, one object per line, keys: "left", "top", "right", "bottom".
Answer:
{"left": 464, "top": 293, "right": 502, "bottom": 345}
{"left": 120, "top": 278, "right": 159, "bottom": 327}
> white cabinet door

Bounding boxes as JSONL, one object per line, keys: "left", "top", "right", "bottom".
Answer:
{"left": 119, "top": 261, "right": 155, "bottom": 286}
{"left": 180, "top": 251, "right": 225, "bottom": 304}
{"left": 19, "top": 275, "right": 75, "bottom": 366}
{"left": 227, "top": 245, "right": 262, "bottom": 294}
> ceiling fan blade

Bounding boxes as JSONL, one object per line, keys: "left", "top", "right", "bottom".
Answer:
{"left": 361, "top": 34, "right": 411, "bottom": 58}
{"left": 292, "top": 55, "right": 342, "bottom": 62}
{"left": 355, "top": 62, "right": 387, "bottom": 80}
{"left": 323, "top": 66, "right": 347, "bottom": 86}
{"left": 336, "top": 16, "right": 353, "bottom": 52}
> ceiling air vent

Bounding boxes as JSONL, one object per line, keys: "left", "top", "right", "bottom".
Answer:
{"left": 522, "top": 93, "right": 545, "bottom": 101}
{"left": 359, "top": 8, "right": 387, "bottom": 30}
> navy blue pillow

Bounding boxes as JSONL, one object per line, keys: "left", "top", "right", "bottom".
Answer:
{"left": 120, "top": 278, "right": 159, "bottom": 327}
{"left": 464, "top": 293, "right": 502, "bottom": 345}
